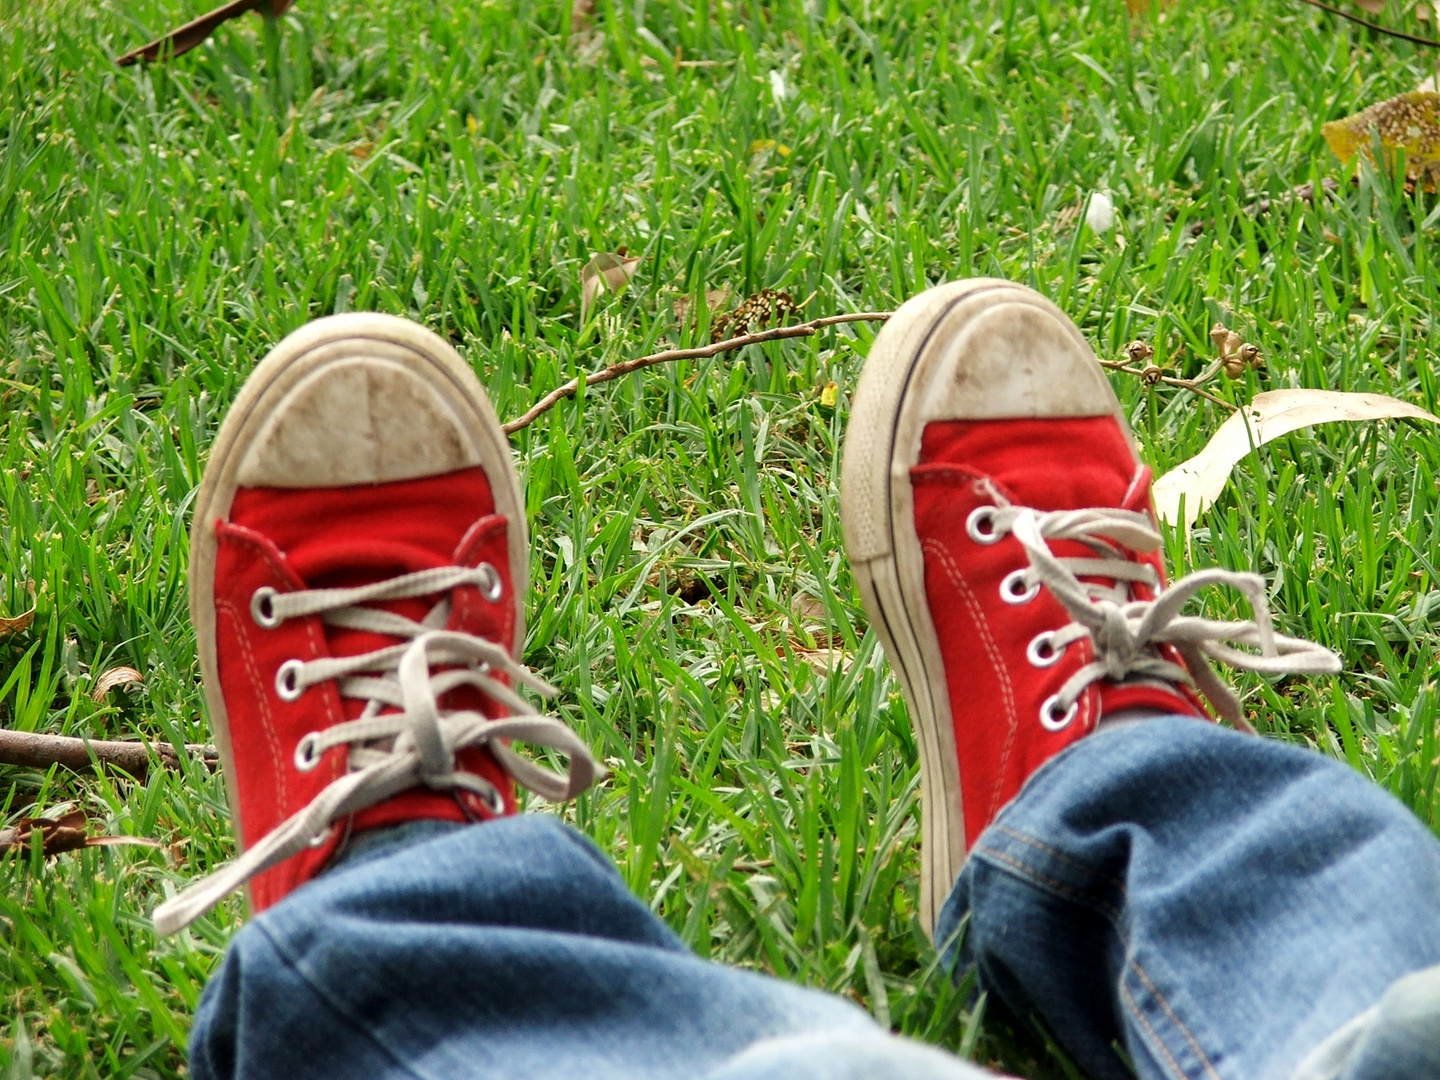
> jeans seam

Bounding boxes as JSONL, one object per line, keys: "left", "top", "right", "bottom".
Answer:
{"left": 989, "top": 824, "right": 1127, "bottom": 890}
{"left": 974, "top": 839, "right": 1225, "bottom": 1080}
{"left": 1119, "top": 975, "right": 1195, "bottom": 1080}
{"left": 255, "top": 920, "right": 435, "bottom": 1080}
{"left": 1124, "top": 957, "right": 1224, "bottom": 1080}
{"left": 971, "top": 843, "right": 1121, "bottom": 919}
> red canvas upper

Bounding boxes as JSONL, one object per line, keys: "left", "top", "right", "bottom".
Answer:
{"left": 211, "top": 466, "right": 517, "bottom": 912}
{"left": 912, "top": 416, "right": 1205, "bottom": 848}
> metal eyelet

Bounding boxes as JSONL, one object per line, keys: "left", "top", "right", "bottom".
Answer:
{"left": 293, "top": 732, "right": 323, "bottom": 772}
{"left": 1000, "top": 569, "right": 1040, "bottom": 604}
{"left": 251, "top": 587, "right": 281, "bottom": 628}
{"left": 275, "top": 659, "right": 306, "bottom": 702}
{"left": 1040, "top": 694, "right": 1079, "bottom": 732}
{"left": 483, "top": 785, "right": 506, "bottom": 815}
{"left": 966, "top": 506, "right": 1001, "bottom": 544}
{"left": 1027, "top": 631, "right": 1065, "bottom": 668}
{"left": 307, "top": 826, "right": 333, "bottom": 849}
{"left": 476, "top": 562, "right": 503, "bottom": 603}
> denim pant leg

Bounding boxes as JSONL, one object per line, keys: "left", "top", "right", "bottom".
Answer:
{"left": 189, "top": 816, "right": 992, "bottom": 1080}
{"left": 935, "top": 717, "right": 1440, "bottom": 1080}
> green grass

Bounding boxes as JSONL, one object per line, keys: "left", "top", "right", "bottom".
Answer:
{"left": 3, "top": 0, "right": 1440, "bottom": 1075}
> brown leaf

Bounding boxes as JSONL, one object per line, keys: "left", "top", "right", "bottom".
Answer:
{"left": 1322, "top": 91, "right": 1440, "bottom": 188}
{"left": 1353, "top": 0, "right": 1385, "bottom": 12}
{"left": 0, "top": 808, "right": 165, "bottom": 857}
{"left": 0, "top": 608, "right": 34, "bottom": 638}
{"left": 572, "top": 0, "right": 595, "bottom": 34}
{"left": 91, "top": 666, "right": 144, "bottom": 702}
{"left": 672, "top": 286, "right": 733, "bottom": 327}
{"left": 580, "top": 251, "right": 642, "bottom": 321}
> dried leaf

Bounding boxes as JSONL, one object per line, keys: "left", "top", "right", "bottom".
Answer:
{"left": 672, "top": 286, "right": 732, "bottom": 327}
{"left": 91, "top": 666, "right": 144, "bottom": 702}
{"left": 818, "top": 382, "right": 839, "bottom": 408}
{"left": 1153, "top": 390, "right": 1440, "bottom": 529}
{"left": 580, "top": 251, "right": 641, "bottom": 321}
{"left": 1353, "top": 0, "right": 1385, "bottom": 12}
{"left": 1125, "top": 0, "right": 1176, "bottom": 15}
{"left": 1322, "top": 91, "right": 1440, "bottom": 187}
{"left": 0, "top": 808, "right": 163, "bottom": 857}
{"left": 0, "top": 608, "right": 34, "bottom": 638}
{"left": 571, "top": 0, "right": 595, "bottom": 34}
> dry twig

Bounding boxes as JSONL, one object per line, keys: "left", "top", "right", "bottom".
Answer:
{"left": 1294, "top": 0, "right": 1440, "bottom": 48}
{"left": 0, "top": 729, "right": 217, "bottom": 779}
{"left": 501, "top": 312, "right": 891, "bottom": 434}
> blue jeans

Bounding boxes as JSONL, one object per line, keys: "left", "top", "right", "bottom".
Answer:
{"left": 189, "top": 719, "right": 1440, "bottom": 1080}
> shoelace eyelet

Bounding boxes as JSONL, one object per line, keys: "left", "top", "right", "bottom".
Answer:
{"left": 966, "top": 506, "right": 1001, "bottom": 544}
{"left": 1040, "top": 693, "right": 1079, "bottom": 732}
{"left": 1027, "top": 631, "right": 1065, "bottom": 668}
{"left": 307, "top": 826, "right": 333, "bottom": 849}
{"left": 275, "top": 659, "right": 306, "bottom": 702}
{"left": 482, "top": 785, "right": 506, "bottom": 816}
{"left": 1001, "top": 568, "right": 1040, "bottom": 604}
{"left": 251, "top": 587, "right": 282, "bottom": 628}
{"left": 293, "top": 732, "right": 323, "bottom": 772}
{"left": 476, "top": 562, "right": 504, "bottom": 603}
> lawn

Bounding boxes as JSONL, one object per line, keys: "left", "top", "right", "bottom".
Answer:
{"left": 3, "top": 0, "right": 1440, "bottom": 1075}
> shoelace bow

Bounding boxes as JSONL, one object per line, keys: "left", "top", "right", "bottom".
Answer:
{"left": 973, "top": 496, "right": 1342, "bottom": 730}
{"left": 153, "top": 566, "right": 603, "bottom": 936}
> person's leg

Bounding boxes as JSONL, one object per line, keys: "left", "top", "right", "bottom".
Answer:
{"left": 170, "top": 315, "right": 996, "bottom": 1080}
{"left": 935, "top": 717, "right": 1440, "bottom": 1080}
{"left": 189, "top": 816, "right": 994, "bottom": 1080}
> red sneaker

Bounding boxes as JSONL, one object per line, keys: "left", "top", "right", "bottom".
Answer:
{"left": 155, "top": 314, "right": 601, "bottom": 935}
{"left": 840, "top": 279, "right": 1339, "bottom": 935}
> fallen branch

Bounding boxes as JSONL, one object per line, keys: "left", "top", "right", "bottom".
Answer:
{"left": 501, "top": 312, "right": 892, "bottom": 434}
{"left": 116, "top": 0, "right": 293, "bottom": 67}
{"left": 1294, "top": 0, "right": 1440, "bottom": 48}
{"left": 0, "top": 729, "right": 218, "bottom": 779}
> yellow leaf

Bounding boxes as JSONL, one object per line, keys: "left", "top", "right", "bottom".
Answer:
{"left": 818, "top": 382, "right": 838, "bottom": 408}
{"left": 1322, "top": 91, "right": 1440, "bottom": 186}
{"left": 750, "top": 139, "right": 776, "bottom": 154}
{"left": 466, "top": 115, "right": 478, "bottom": 135}
{"left": 776, "top": 144, "right": 792, "bottom": 157}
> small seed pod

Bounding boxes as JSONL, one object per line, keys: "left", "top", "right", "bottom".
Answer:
{"left": 1125, "top": 340, "right": 1155, "bottom": 365}
{"left": 1238, "top": 342, "right": 1262, "bottom": 369}
{"left": 1140, "top": 364, "right": 1164, "bottom": 385}
{"left": 1222, "top": 357, "right": 1247, "bottom": 379}
{"left": 1211, "top": 323, "right": 1243, "bottom": 357}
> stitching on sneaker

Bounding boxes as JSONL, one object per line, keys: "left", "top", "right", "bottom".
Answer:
{"left": 216, "top": 598, "right": 289, "bottom": 808}
{"left": 923, "top": 537, "right": 1019, "bottom": 821}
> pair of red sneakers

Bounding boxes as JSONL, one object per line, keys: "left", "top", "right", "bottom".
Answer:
{"left": 153, "top": 280, "right": 1337, "bottom": 938}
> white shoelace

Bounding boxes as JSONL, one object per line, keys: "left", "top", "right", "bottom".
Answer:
{"left": 967, "top": 497, "right": 1342, "bottom": 732}
{"left": 153, "top": 566, "right": 602, "bottom": 936}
